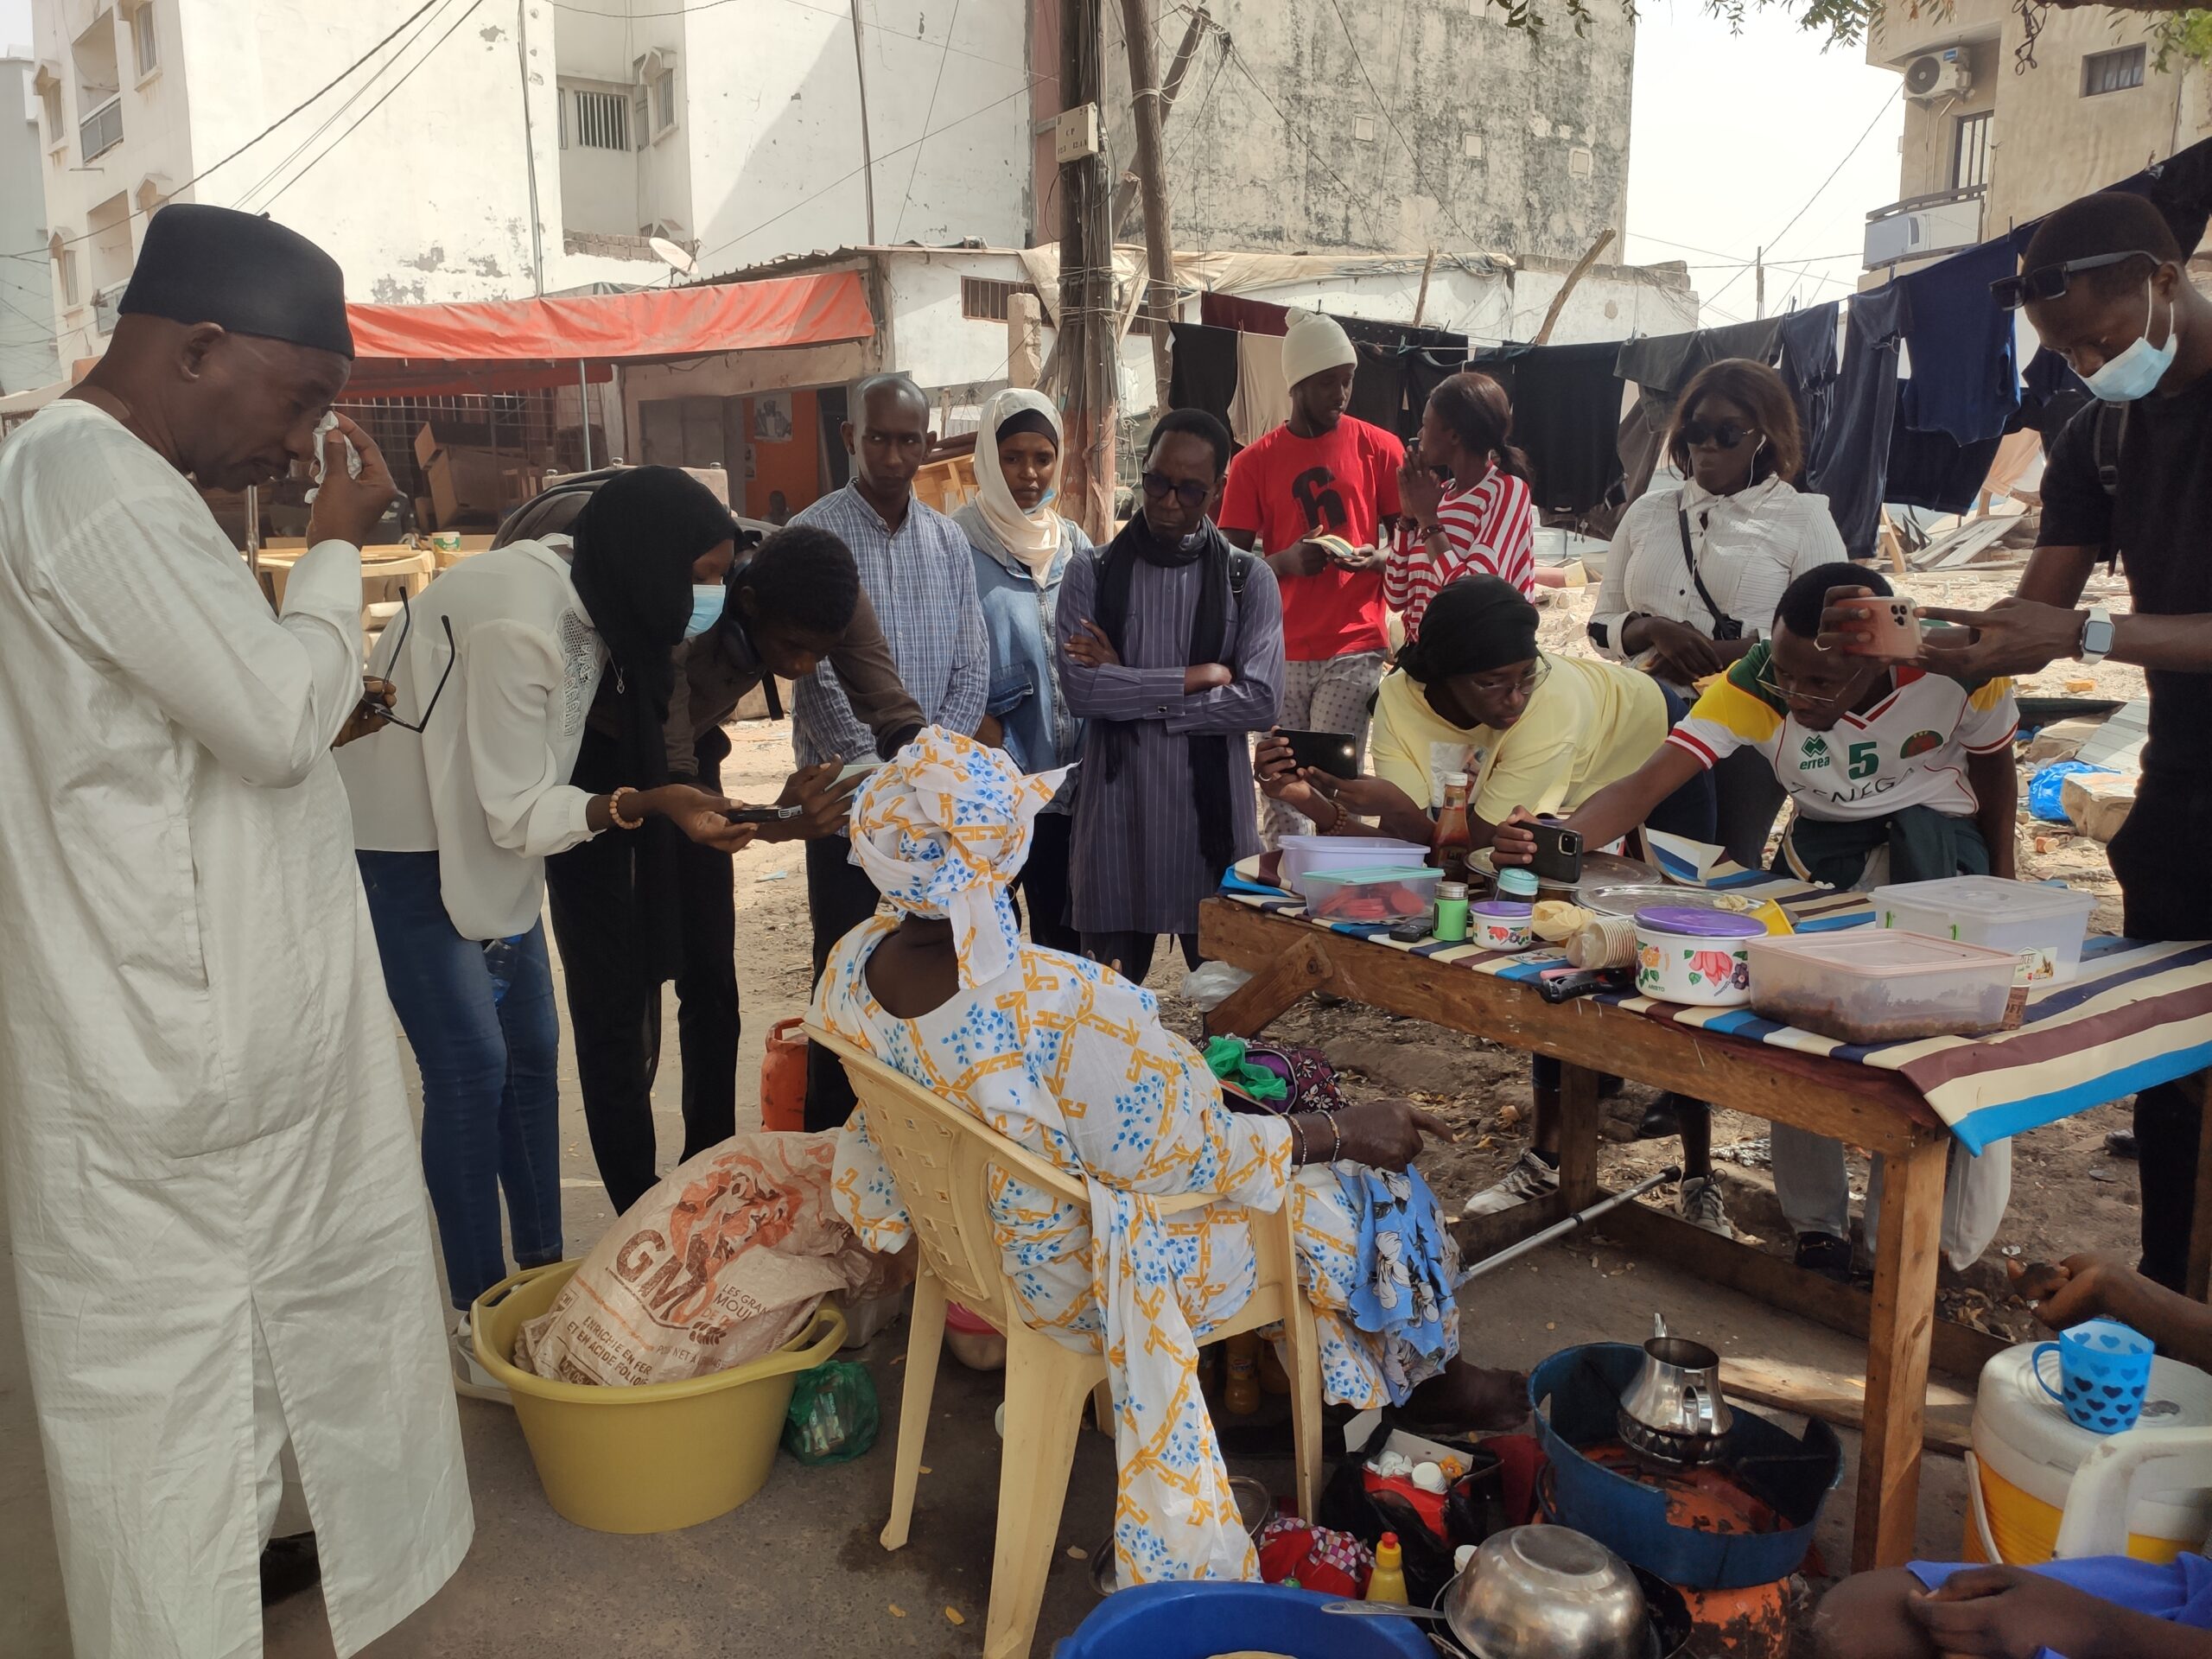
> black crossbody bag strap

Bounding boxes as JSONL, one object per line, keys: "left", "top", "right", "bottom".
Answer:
{"left": 1675, "top": 496, "right": 1742, "bottom": 639}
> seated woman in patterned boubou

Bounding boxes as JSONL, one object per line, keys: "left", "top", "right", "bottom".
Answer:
{"left": 809, "top": 728, "right": 1524, "bottom": 1587}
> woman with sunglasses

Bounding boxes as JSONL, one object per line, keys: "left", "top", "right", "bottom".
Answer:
{"left": 336, "top": 465, "right": 755, "bottom": 1399}
{"left": 1496, "top": 563, "right": 2020, "bottom": 1273}
{"left": 1589, "top": 358, "right": 1846, "bottom": 873}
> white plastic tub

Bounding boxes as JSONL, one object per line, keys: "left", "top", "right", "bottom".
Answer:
{"left": 1869, "top": 876, "right": 2098, "bottom": 986}
{"left": 1747, "top": 930, "right": 2018, "bottom": 1043}
{"left": 1279, "top": 836, "right": 1429, "bottom": 903}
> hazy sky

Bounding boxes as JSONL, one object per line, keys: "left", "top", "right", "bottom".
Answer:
{"left": 1624, "top": 1, "right": 1907, "bottom": 323}
{"left": 0, "top": 0, "right": 27, "bottom": 58}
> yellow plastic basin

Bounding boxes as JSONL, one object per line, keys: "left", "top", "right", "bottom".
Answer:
{"left": 471, "top": 1260, "right": 847, "bottom": 1534}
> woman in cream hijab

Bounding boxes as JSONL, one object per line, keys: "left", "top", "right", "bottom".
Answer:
{"left": 952, "top": 387, "right": 1093, "bottom": 951}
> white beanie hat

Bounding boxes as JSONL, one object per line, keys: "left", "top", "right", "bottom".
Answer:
{"left": 1280, "top": 308, "right": 1357, "bottom": 391}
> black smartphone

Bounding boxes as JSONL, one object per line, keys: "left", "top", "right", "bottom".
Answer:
{"left": 1280, "top": 728, "right": 1361, "bottom": 779}
{"left": 725, "top": 804, "right": 804, "bottom": 825}
{"left": 1529, "top": 820, "right": 1584, "bottom": 885}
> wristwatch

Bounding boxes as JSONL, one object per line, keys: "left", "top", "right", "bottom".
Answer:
{"left": 2078, "top": 606, "right": 2115, "bottom": 665}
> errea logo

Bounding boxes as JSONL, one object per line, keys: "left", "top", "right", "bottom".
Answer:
{"left": 1799, "top": 735, "right": 1832, "bottom": 772}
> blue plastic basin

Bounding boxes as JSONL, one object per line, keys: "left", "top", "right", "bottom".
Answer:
{"left": 1055, "top": 1581, "right": 1433, "bottom": 1657}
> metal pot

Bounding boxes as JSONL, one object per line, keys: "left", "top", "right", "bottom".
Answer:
{"left": 1618, "top": 1315, "right": 1733, "bottom": 1465}
{"left": 1444, "top": 1525, "right": 1650, "bottom": 1658}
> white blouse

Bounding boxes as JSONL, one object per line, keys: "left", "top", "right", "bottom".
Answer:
{"left": 336, "top": 537, "right": 605, "bottom": 940}
{"left": 1589, "top": 475, "right": 1847, "bottom": 684}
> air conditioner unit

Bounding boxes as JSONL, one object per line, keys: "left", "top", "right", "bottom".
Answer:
{"left": 1904, "top": 50, "right": 1973, "bottom": 99}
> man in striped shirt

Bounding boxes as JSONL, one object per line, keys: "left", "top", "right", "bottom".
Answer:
{"left": 790, "top": 373, "right": 987, "bottom": 1127}
{"left": 1218, "top": 311, "right": 1401, "bottom": 846}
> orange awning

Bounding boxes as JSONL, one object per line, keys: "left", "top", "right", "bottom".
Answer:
{"left": 343, "top": 270, "right": 874, "bottom": 397}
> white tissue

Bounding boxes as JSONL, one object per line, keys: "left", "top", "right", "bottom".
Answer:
{"left": 304, "top": 410, "right": 362, "bottom": 503}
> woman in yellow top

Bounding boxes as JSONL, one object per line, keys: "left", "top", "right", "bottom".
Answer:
{"left": 1255, "top": 575, "right": 1716, "bottom": 1222}
{"left": 1256, "top": 575, "right": 1713, "bottom": 854}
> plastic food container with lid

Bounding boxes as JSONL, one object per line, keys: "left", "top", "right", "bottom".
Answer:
{"left": 1631, "top": 906, "right": 1764, "bottom": 1007}
{"left": 1746, "top": 929, "right": 2017, "bottom": 1043}
{"left": 1301, "top": 864, "right": 1443, "bottom": 926}
{"left": 1869, "top": 875, "right": 2099, "bottom": 986}
{"left": 1279, "top": 835, "right": 1429, "bottom": 902}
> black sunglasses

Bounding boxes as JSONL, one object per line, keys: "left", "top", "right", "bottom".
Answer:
{"left": 374, "top": 588, "right": 457, "bottom": 734}
{"left": 1141, "top": 470, "right": 1211, "bottom": 510}
{"left": 1680, "top": 419, "right": 1756, "bottom": 450}
{"left": 1991, "top": 250, "right": 2158, "bottom": 311}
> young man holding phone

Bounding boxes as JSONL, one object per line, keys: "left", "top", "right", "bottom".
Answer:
{"left": 1495, "top": 563, "right": 2020, "bottom": 1267}
{"left": 1218, "top": 310, "right": 1402, "bottom": 844}
{"left": 1834, "top": 189, "right": 2212, "bottom": 1290}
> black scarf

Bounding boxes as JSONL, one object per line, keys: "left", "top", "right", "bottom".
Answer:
{"left": 1090, "top": 513, "right": 1241, "bottom": 886}
{"left": 565, "top": 467, "right": 737, "bottom": 982}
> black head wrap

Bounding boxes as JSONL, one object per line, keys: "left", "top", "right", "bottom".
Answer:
{"left": 1396, "top": 575, "right": 1540, "bottom": 683}
{"left": 563, "top": 466, "right": 736, "bottom": 983}
{"left": 995, "top": 406, "right": 1058, "bottom": 447}
{"left": 119, "top": 204, "right": 353, "bottom": 357}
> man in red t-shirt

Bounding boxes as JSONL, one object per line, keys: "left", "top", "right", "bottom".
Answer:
{"left": 1218, "top": 309, "right": 1404, "bottom": 843}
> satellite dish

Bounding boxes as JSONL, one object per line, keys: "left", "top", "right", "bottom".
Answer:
{"left": 650, "top": 236, "right": 696, "bottom": 275}
{"left": 1904, "top": 54, "right": 1944, "bottom": 96}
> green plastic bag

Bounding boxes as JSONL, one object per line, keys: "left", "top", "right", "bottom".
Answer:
{"left": 782, "top": 1357, "right": 880, "bottom": 1465}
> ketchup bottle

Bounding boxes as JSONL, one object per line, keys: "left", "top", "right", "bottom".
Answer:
{"left": 1433, "top": 769, "right": 1474, "bottom": 883}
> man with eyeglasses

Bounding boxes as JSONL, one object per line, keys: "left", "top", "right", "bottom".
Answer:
{"left": 1497, "top": 562, "right": 2020, "bottom": 1280}
{"left": 1842, "top": 189, "right": 2212, "bottom": 1292}
{"left": 0, "top": 205, "right": 472, "bottom": 1658}
{"left": 1058, "top": 408, "right": 1284, "bottom": 982}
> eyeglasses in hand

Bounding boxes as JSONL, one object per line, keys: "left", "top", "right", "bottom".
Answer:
{"left": 372, "top": 589, "right": 457, "bottom": 734}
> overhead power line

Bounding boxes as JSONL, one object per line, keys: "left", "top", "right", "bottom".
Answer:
{"left": 1704, "top": 84, "right": 1900, "bottom": 311}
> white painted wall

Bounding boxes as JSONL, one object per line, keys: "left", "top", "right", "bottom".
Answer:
{"left": 0, "top": 56, "right": 58, "bottom": 391}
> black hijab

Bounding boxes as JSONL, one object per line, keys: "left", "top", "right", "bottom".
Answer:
{"left": 1396, "top": 575, "right": 1540, "bottom": 685}
{"left": 1090, "top": 511, "right": 1241, "bottom": 887}
{"left": 566, "top": 467, "right": 737, "bottom": 981}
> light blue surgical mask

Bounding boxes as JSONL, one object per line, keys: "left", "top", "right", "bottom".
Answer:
{"left": 2082, "top": 281, "right": 2181, "bottom": 403}
{"left": 685, "top": 584, "right": 726, "bottom": 640}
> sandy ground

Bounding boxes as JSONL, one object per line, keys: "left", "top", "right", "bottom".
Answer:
{"left": 0, "top": 559, "right": 2152, "bottom": 1656}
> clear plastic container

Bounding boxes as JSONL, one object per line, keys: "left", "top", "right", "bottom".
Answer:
{"left": 1301, "top": 865, "right": 1444, "bottom": 926}
{"left": 1279, "top": 836, "right": 1429, "bottom": 902}
{"left": 1747, "top": 930, "right": 2018, "bottom": 1042}
{"left": 1868, "top": 875, "right": 2099, "bottom": 986}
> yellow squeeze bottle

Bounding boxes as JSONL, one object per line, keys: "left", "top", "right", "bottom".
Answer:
{"left": 1366, "top": 1532, "right": 1409, "bottom": 1604}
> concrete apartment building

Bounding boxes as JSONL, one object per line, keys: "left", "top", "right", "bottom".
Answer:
{"left": 1862, "top": 0, "right": 2212, "bottom": 271}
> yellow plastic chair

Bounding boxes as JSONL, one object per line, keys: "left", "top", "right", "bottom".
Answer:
{"left": 807, "top": 1022, "right": 1323, "bottom": 1659}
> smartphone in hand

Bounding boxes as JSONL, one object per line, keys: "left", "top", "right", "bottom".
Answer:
{"left": 1278, "top": 728, "right": 1361, "bottom": 779}
{"left": 724, "top": 804, "right": 804, "bottom": 826}
{"left": 1847, "top": 597, "right": 1924, "bottom": 661}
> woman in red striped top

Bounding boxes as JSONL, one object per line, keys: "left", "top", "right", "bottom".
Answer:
{"left": 1386, "top": 372, "right": 1537, "bottom": 638}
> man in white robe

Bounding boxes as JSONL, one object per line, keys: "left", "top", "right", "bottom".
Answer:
{"left": 0, "top": 204, "right": 471, "bottom": 1657}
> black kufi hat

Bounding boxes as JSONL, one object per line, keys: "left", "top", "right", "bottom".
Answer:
{"left": 118, "top": 204, "right": 353, "bottom": 358}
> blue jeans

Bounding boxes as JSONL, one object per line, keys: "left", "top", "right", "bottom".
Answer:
{"left": 358, "top": 850, "right": 563, "bottom": 1310}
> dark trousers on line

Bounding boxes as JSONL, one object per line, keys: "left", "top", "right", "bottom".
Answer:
{"left": 545, "top": 734, "right": 741, "bottom": 1217}
{"left": 804, "top": 832, "right": 886, "bottom": 1132}
{"left": 2110, "top": 772, "right": 2212, "bottom": 1290}
{"left": 1014, "top": 811, "right": 1083, "bottom": 955}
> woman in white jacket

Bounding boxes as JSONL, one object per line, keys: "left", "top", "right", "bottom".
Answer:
{"left": 338, "top": 466, "right": 750, "bottom": 1394}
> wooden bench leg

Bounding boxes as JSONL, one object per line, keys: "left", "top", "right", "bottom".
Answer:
{"left": 1556, "top": 1060, "right": 1602, "bottom": 1211}
{"left": 1854, "top": 1130, "right": 1948, "bottom": 1570}
{"left": 1204, "top": 935, "right": 1330, "bottom": 1039}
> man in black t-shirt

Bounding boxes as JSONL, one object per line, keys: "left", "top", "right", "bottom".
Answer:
{"left": 1829, "top": 190, "right": 2212, "bottom": 1289}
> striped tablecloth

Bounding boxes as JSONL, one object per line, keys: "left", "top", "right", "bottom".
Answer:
{"left": 1223, "top": 861, "right": 2212, "bottom": 1154}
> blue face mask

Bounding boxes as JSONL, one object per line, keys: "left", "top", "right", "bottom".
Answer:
{"left": 2082, "top": 281, "right": 2182, "bottom": 404}
{"left": 685, "top": 584, "right": 726, "bottom": 640}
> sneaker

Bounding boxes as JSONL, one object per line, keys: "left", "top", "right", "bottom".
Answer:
{"left": 1677, "top": 1175, "right": 1732, "bottom": 1237}
{"left": 1794, "top": 1231, "right": 1854, "bottom": 1284}
{"left": 1463, "top": 1149, "right": 1560, "bottom": 1217}
{"left": 451, "top": 1313, "right": 512, "bottom": 1406}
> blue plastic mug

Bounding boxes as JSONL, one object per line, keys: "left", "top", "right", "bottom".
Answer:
{"left": 2033, "top": 1318, "right": 2154, "bottom": 1434}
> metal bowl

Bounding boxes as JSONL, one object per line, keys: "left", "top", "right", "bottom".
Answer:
{"left": 1443, "top": 1524, "right": 1649, "bottom": 1659}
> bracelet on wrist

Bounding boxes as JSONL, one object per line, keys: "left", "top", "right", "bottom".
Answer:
{"left": 609, "top": 787, "right": 645, "bottom": 830}
{"left": 1287, "top": 1113, "right": 1309, "bottom": 1164}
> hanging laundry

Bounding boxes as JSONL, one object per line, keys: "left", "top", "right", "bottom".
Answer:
{"left": 1806, "top": 285, "right": 1907, "bottom": 559}
{"left": 1613, "top": 314, "right": 1789, "bottom": 397}
{"left": 1776, "top": 303, "right": 1842, "bottom": 474}
{"left": 2019, "top": 346, "right": 2094, "bottom": 452}
{"left": 1229, "top": 330, "right": 1291, "bottom": 446}
{"left": 1885, "top": 393, "right": 2005, "bottom": 516}
{"left": 1168, "top": 321, "right": 1241, "bottom": 431}
{"left": 1471, "top": 340, "right": 1625, "bottom": 516}
{"left": 1898, "top": 238, "right": 2020, "bottom": 445}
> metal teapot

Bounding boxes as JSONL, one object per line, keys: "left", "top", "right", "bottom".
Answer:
{"left": 1618, "top": 1314, "right": 1734, "bottom": 1465}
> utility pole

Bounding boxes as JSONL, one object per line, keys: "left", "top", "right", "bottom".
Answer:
{"left": 1111, "top": 5, "right": 1209, "bottom": 238}
{"left": 849, "top": 0, "right": 879, "bottom": 243}
{"left": 1119, "top": 0, "right": 1177, "bottom": 414}
{"left": 1411, "top": 245, "right": 1437, "bottom": 327}
{"left": 1058, "top": 0, "right": 1116, "bottom": 541}
{"left": 1755, "top": 246, "right": 1765, "bottom": 320}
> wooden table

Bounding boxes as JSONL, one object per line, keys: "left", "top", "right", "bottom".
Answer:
{"left": 1200, "top": 897, "right": 1989, "bottom": 1572}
